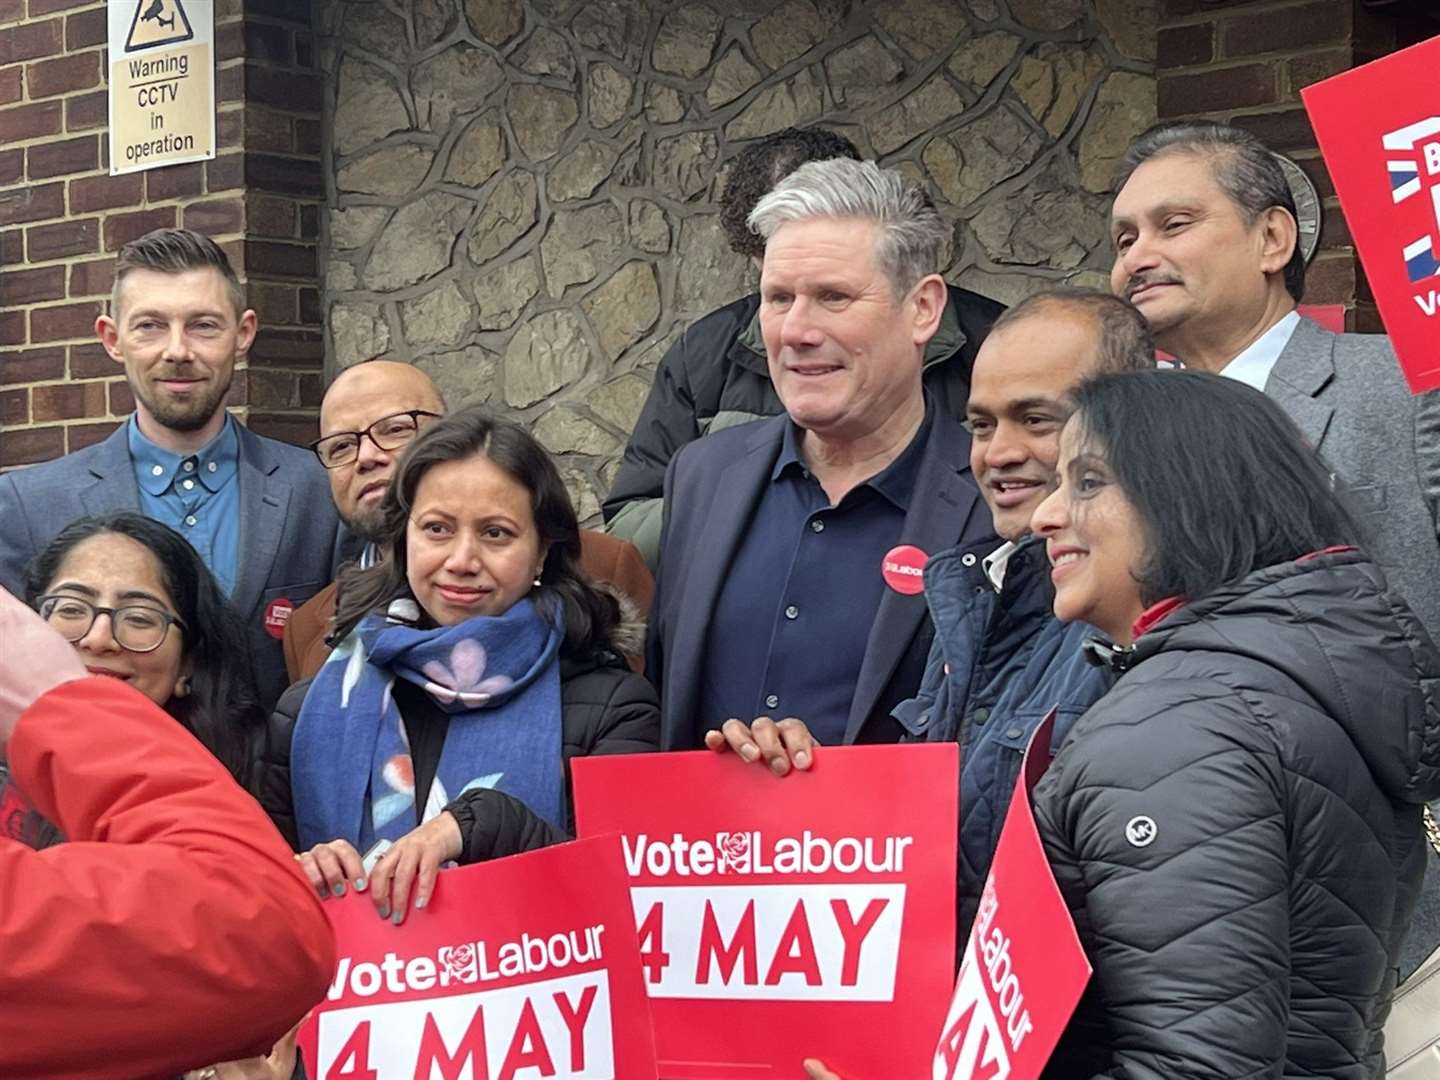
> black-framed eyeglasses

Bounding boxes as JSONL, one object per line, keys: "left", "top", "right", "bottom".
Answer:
{"left": 310, "top": 410, "right": 440, "bottom": 470}
{"left": 37, "top": 595, "right": 186, "bottom": 654}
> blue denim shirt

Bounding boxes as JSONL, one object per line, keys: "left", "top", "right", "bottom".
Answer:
{"left": 128, "top": 414, "right": 241, "bottom": 596}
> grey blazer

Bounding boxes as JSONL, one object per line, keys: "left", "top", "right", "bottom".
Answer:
{"left": 0, "top": 421, "right": 342, "bottom": 711}
{"left": 1266, "top": 315, "right": 1440, "bottom": 976}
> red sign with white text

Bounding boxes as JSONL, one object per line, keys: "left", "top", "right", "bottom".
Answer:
{"left": 573, "top": 745, "right": 959, "bottom": 1079}
{"left": 296, "top": 836, "right": 658, "bottom": 1080}
{"left": 1303, "top": 35, "right": 1440, "bottom": 393}
{"left": 932, "top": 713, "right": 1090, "bottom": 1080}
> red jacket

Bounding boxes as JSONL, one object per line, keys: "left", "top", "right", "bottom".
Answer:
{"left": 0, "top": 676, "right": 337, "bottom": 1078}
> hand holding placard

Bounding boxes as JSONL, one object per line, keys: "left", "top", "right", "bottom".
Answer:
{"left": 296, "top": 835, "right": 657, "bottom": 1080}
{"left": 574, "top": 743, "right": 959, "bottom": 1079}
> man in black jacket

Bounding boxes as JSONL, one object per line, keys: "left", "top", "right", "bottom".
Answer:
{"left": 647, "top": 159, "right": 995, "bottom": 750}
{"left": 603, "top": 128, "right": 1003, "bottom": 569}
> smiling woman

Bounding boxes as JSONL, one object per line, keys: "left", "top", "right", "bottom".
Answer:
{"left": 263, "top": 406, "right": 658, "bottom": 927}
{"left": 11, "top": 513, "right": 267, "bottom": 844}
{"left": 1026, "top": 370, "right": 1440, "bottom": 1077}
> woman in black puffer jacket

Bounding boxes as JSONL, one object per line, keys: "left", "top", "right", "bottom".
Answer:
{"left": 1028, "top": 370, "right": 1440, "bottom": 1078}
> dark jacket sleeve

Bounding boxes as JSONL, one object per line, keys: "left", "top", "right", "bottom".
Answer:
{"left": 602, "top": 333, "right": 702, "bottom": 527}
{"left": 1036, "top": 682, "right": 1291, "bottom": 1078}
{"left": 448, "top": 666, "right": 660, "bottom": 863}
{"left": 256, "top": 678, "right": 312, "bottom": 852}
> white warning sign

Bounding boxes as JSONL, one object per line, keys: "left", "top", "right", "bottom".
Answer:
{"left": 108, "top": 1, "right": 214, "bottom": 176}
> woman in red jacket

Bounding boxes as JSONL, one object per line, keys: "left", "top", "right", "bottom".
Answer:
{"left": 0, "top": 587, "right": 335, "bottom": 1079}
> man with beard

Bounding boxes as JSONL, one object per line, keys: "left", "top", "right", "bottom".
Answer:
{"left": 0, "top": 228, "right": 340, "bottom": 711}
{"left": 283, "top": 360, "right": 655, "bottom": 679}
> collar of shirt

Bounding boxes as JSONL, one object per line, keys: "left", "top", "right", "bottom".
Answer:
{"left": 1218, "top": 310, "right": 1301, "bottom": 391}
{"left": 772, "top": 399, "right": 934, "bottom": 511}
{"left": 358, "top": 542, "right": 380, "bottom": 570}
{"left": 128, "top": 413, "right": 239, "bottom": 496}
{"left": 983, "top": 538, "right": 1020, "bottom": 592}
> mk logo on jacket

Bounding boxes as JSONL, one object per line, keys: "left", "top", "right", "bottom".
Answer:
{"left": 1384, "top": 116, "right": 1440, "bottom": 286}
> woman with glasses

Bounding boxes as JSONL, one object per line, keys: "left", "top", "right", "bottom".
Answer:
{"left": 4, "top": 514, "right": 263, "bottom": 849}
{"left": 264, "top": 406, "right": 658, "bottom": 925}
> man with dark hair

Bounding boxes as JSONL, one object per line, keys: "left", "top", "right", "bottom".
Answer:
{"left": 603, "top": 126, "right": 1004, "bottom": 567}
{"left": 1111, "top": 119, "right": 1440, "bottom": 980}
{"left": 0, "top": 227, "right": 340, "bottom": 711}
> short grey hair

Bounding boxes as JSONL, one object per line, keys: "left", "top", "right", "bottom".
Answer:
{"left": 747, "top": 158, "right": 945, "bottom": 296}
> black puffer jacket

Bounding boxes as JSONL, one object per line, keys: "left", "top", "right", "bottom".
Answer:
{"left": 1035, "top": 551, "right": 1440, "bottom": 1079}
{"left": 258, "top": 648, "right": 658, "bottom": 859}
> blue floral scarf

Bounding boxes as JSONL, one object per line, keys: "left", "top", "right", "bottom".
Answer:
{"left": 291, "top": 596, "right": 565, "bottom": 852}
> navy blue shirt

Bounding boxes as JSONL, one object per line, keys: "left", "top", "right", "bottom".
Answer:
{"left": 698, "top": 407, "right": 932, "bottom": 746}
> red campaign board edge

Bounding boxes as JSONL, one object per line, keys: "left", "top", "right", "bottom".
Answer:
{"left": 572, "top": 743, "right": 960, "bottom": 1080}
{"left": 296, "top": 833, "right": 658, "bottom": 1080}
{"left": 1301, "top": 34, "right": 1440, "bottom": 394}
{"left": 932, "top": 710, "right": 1092, "bottom": 1080}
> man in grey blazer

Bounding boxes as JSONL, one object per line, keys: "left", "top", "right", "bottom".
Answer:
{"left": 0, "top": 228, "right": 340, "bottom": 712}
{"left": 1110, "top": 120, "right": 1440, "bottom": 979}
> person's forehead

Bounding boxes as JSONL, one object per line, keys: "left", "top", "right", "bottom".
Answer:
{"left": 972, "top": 311, "right": 1099, "bottom": 397}
{"left": 117, "top": 266, "right": 232, "bottom": 313}
{"left": 321, "top": 371, "right": 434, "bottom": 433}
{"left": 761, "top": 217, "right": 880, "bottom": 275}
{"left": 1111, "top": 153, "right": 1234, "bottom": 219}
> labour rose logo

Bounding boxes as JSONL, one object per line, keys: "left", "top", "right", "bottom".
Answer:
{"left": 717, "top": 830, "right": 752, "bottom": 873}
{"left": 437, "top": 942, "right": 479, "bottom": 984}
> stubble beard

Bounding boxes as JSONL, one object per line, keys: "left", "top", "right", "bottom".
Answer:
{"left": 131, "top": 366, "right": 233, "bottom": 433}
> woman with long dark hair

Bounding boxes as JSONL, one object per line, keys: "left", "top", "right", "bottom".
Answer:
{"left": 13, "top": 513, "right": 264, "bottom": 806}
{"left": 1027, "top": 369, "right": 1440, "bottom": 1077}
{"left": 263, "top": 405, "right": 657, "bottom": 922}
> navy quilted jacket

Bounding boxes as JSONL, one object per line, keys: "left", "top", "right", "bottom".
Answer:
{"left": 1035, "top": 550, "right": 1440, "bottom": 1078}
{"left": 894, "top": 535, "right": 1114, "bottom": 945}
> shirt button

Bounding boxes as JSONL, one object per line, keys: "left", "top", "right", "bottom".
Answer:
{"left": 784, "top": 604, "right": 799, "bottom": 620}
{"left": 151, "top": 464, "right": 164, "bottom": 477}
{"left": 973, "top": 707, "right": 990, "bottom": 725}
{"left": 764, "top": 694, "right": 779, "bottom": 709}
{"left": 183, "top": 461, "right": 195, "bottom": 472}
{"left": 208, "top": 462, "right": 217, "bottom": 473}
{"left": 961, "top": 553, "right": 978, "bottom": 566}
{"left": 810, "top": 519, "right": 825, "bottom": 533}
{"left": 184, "top": 515, "right": 197, "bottom": 526}
{"left": 1005, "top": 726, "right": 1025, "bottom": 740}
{"left": 182, "top": 479, "right": 195, "bottom": 490}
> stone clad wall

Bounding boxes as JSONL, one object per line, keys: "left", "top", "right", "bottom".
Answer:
{"left": 318, "top": 0, "right": 1155, "bottom": 521}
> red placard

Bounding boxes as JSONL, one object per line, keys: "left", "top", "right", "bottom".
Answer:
{"left": 932, "top": 712, "right": 1090, "bottom": 1080}
{"left": 296, "top": 835, "right": 658, "bottom": 1080}
{"left": 1302, "top": 35, "right": 1440, "bottom": 394}
{"left": 573, "top": 744, "right": 959, "bottom": 1079}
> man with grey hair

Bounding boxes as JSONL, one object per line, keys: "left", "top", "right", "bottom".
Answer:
{"left": 1112, "top": 119, "right": 1440, "bottom": 982}
{"left": 646, "top": 158, "right": 995, "bottom": 750}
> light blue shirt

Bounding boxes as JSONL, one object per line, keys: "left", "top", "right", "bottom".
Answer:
{"left": 128, "top": 415, "right": 242, "bottom": 596}
{"left": 1219, "top": 310, "right": 1302, "bottom": 392}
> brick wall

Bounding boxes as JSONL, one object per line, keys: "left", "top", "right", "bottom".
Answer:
{"left": 1156, "top": 0, "right": 1434, "bottom": 332}
{"left": 0, "top": 0, "right": 323, "bottom": 470}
